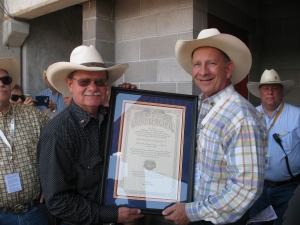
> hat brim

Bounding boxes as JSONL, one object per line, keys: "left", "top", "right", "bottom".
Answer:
{"left": 46, "top": 62, "right": 128, "bottom": 97}
{"left": 0, "top": 57, "right": 20, "bottom": 88}
{"left": 175, "top": 33, "right": 252, "bottom": 85}
{"left": 247, "top": 80, "right": 295, "bottom": 98}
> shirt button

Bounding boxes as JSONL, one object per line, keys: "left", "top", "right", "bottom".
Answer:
{"left": 80, "top": 120, "right": 85, "bottom": 124}
{"left": 202, "top": 149, "right": 206, "bottom": 154}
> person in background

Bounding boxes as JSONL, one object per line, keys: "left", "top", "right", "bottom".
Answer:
{"left": 162, "top": 28, "right": 267, "bottom": 225}
{"left": 37, "top": 45, "right": 143, "bottom": 225}
{"left": 62, "top": 95, "right": 71, "bottom": 106}
{"left": 36, "top": 70, "right": 66, "bottom": 117}
{"left": 0, "top": 56, "right": 50, "bottom": 225}
{"left": 247, "top": 69, "right": 300, "bottom": 225}
{"left": 10, "top": 84, "right": 37, "bottom": 106}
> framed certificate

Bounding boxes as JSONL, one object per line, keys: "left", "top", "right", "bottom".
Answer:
{"left": 101, "top": 87, "right": 198, "bottom": 214}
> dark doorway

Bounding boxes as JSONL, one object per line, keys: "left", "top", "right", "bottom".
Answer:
{"left": 207, "top": 14, "right": 249, "bottom": 99}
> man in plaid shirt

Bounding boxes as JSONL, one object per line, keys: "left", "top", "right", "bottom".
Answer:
{"left": 163, "top": 28, "right": 267, "bottom": 225}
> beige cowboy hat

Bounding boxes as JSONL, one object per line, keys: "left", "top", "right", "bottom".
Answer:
{"left": 175, "top": 28, "right": 252, "bottom": 84}
{"left": 0, "top": 56, "right": 20, "bottom": 88}
{"left": 46, "top": 45, "right": 128, "bottom": 97}
{"left": 247, "top": 69, "right": 295, "bottom": 98}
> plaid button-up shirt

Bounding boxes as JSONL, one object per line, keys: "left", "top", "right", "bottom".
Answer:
{"left": 0, "top": 103, "right": 50, "bottom": 207}
{"left": 186, "top": 84, "right": 267, "bottom": 224}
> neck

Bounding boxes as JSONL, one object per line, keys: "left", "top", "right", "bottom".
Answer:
{"left": 0, "top": 101, "right": 10, "bottom": 114}
{"left": 262, "top": 102, "right": 282, "bottom": 118}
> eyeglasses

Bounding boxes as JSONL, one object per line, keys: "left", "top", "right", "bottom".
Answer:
{"left": 71, "top": 78, "right": 107, "bottom": 87}
{"left": 0, "top": 76, "right": 12, "bottom": 85}
{"left": 11, "top": 94, "right": 26, "bottom": 102}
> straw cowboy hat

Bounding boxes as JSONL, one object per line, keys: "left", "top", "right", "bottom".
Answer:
{"left": 175, "top": 28, "right": 252, "bottom": 84}
{"left": 0, "top": 56, "right": 20, "bottom": 88}
{"left": 247, "top": 69, "right": 295, "bottom": 98}
{"left": 46, "top": 45, "right": 128, "bottom": 97}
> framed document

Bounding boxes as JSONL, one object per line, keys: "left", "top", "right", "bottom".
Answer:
{"left": 102, "top": 87, "right": 198, "bottom": 214}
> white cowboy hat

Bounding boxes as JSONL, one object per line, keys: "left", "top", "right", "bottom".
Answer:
{"left": 0, "top": 56, "right": 20, "bottom": 88}
{"left": 46, "top": 45, "right": 128, "bottom": 97}
{"left": 247, "top": 69, "right": 295, "bottom": 98}
{"left": 175, "top": 28, "right": 252, "bottom": 84}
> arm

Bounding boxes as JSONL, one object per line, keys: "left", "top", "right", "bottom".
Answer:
{"left": 164, "top": 119, "right": 266, "bottom": 224}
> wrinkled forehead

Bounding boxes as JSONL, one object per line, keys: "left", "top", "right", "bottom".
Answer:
{"left": 0, "top": 69, "right": 9, "bottom": 77}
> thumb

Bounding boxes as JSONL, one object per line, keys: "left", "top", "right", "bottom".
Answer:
{"left": 162, "top": 205, "right": 175, "bottom": 216}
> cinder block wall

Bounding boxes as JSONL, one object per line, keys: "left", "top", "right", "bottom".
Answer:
{"left": 22, "top": 5, "right": 82, "bottom": 96}
{"left": 114, "top": 0, "right": 194, "bottom": 95}
{"left": 259, "top": 0, "right": 300, "bottom": 106}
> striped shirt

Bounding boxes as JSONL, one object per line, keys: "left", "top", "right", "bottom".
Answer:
{"left": 36, "top": 87, "right": 66, "bottom": 115}
{"left": 185, "top": 84, "right": 267, "bottom": 224}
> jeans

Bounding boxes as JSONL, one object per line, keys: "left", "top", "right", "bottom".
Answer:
{"left": 0, "top": 203, "right": 48, "bottom": 225}
{"left": 250, "top": 181, "right": 299, "bottom": 225}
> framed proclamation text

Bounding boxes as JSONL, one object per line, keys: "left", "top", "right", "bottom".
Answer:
{"left": 101, "top": 87, "right": 198, "bottom": 214}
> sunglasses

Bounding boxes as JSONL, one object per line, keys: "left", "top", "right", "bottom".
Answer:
{"left": 11, "top": 94, "right": 26, "bottom": 102}
{"left": 0, "top": 76, "right": 12, "bottom": 85}
{"left": 71, "top": 78, "right": 107, "bottom": 87}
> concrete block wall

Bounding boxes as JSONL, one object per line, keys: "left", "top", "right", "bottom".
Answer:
{"left": 260, "top": 0, "right": 300, "bottom": 107}
{"left": 82, "top": 0, "right": 115, "bottom": 67}
{"left": 21, "top": 5, "right": 82, "bottom": 96}
{"left": 114, "top": 0, "right": 195, "bottom": 95}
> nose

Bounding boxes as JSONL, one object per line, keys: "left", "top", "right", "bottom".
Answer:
{"left": 195, "top": 65, "right": 209, "bottom": 78}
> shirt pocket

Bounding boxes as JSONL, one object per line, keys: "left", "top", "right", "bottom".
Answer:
{"left": 279, "top": 130, "right": 297, "bottom": 154}
{"left": 77, "top": 155, "right": 103, "bottom": 186}
{"left": 197, "top": 130, "right": 224, "bottom": 181}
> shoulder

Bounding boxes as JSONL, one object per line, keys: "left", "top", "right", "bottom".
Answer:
{"left": 41, "top": 107, "right": 76, "bottom": 136}
{"left": 37, "top": 88, "right": 50, "bottom": 96}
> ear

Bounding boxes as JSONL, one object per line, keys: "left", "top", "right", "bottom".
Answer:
{"left": 225, "top": 61, "right": 234, "bottom": 79}
{"left": 66, "top": 78, "right": 73, "bottom": 93}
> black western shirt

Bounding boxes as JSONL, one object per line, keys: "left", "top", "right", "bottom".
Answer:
{"left": 37, "top": 100, "right": 118, "bottom": 224}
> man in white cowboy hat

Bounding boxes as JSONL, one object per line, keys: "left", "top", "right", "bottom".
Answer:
{"left": 162, "top": 28, "right": 267, "bottom": 225}
{"left": 247, "top": 69, "right": 300, "bottom": 225}
{"left": 0, "top": 57, "right": 50, "bottom": 224}
{"left": 35, "top": 70, "right": 66, "bottom": 117}
{"left": 37, "top": 45, "right": 143, "bottom": 225}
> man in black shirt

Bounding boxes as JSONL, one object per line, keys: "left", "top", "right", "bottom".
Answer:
{"left": 37, "top": 45, "right": 143, "bottom": 225}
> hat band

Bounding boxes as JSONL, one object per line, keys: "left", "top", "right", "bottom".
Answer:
{"left": 81, "top": 62, "right": 106, "bottom": 68}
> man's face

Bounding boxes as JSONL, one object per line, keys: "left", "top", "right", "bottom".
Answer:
{"left": 0, "top": 69, "right": 12, "bottom": 104}
{"left": 66, "top": 70, "right": 109, "bottom": 113}
{"left": 259, "top": 84, "right": 283, "bottom": 109}
{"left": 192, "top": 47, "right": 233, "bottom": 98}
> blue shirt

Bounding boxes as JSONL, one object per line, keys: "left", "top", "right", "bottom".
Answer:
{"left": 257, "top": 102, "right": 300, "bottom": 182}
{"left": 36, "top": 88, "right": 66, "bottom": 115}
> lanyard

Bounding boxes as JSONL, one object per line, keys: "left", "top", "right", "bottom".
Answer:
{"left": 0, "top": 105, "right": 15, "bottom": 172}
{"left": 266, "top": 102, "right": 284, "bottom": 134}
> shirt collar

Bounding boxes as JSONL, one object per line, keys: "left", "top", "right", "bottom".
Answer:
{"left": 200, "top": 84, "right": 235, "bottom": 108}
{"left": 260, "top": 102, "right": 283, "bottom": 118}
{"left": 69, "top": 100, "right": 105, "bottom": 127}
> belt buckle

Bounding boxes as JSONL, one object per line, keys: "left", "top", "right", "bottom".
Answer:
{"left": 13, "top": 203, "right": 29, "bottom": 214}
